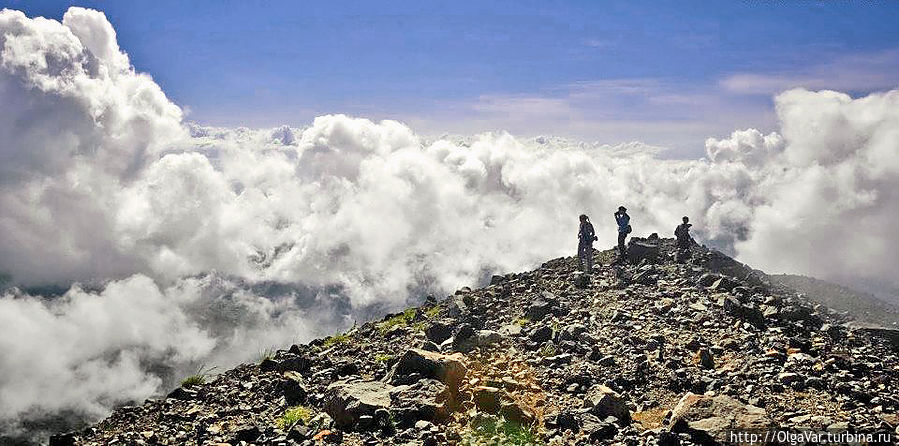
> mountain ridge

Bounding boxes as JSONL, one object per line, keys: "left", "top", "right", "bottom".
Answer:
{"left": 49, "top": 237, "right": 899, "bottom": 445}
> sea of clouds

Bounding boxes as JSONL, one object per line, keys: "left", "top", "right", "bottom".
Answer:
{"left": 1, "top": 6, "right": 898, "bottom": 441}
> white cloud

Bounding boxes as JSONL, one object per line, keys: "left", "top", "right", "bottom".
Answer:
{"left": 721, "top": 49, "right": 899, "bottom": 95}
{"left": 1, "top": 6, "right": 899, "bottom": 441}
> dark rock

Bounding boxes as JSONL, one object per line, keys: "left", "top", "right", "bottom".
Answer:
{"left": 281, "top": 370, "right": 308, "bottom": 405}
{"left": 581, "top": 413, "right": 617, "bottom": 441}
{"left": 627, "top": 240, "right": 660, "bottom": 264}
{"left": 524, "top": 293, "right": 557, "bottom": 321}
{"left": 420, "top": 341, "right": 440, "bottom": 352}
{"left": 48, "top": 433, "right": 77, "bottom": 446}
{"left": 278, "top": 355, "right": 313, "bottom": 373}
{"left": 695, "top": 348, "right": 714, "bottom": 370}
{"left": 425, "top": 322, "right": 454, "bottom": 344}
{"left": 259, "top": 358, "right": 279, "bottom": 372}
{"left": 231, "top": 424, "right": 261, "bottom": 443}
{"left": 697, "top": 273, "right": 720, "bottom": 287}
{"left": 529, "top": 325, "right": 554, "bottom": 343}
{"left": 389, "top": 379, "right": 451, "bottom": 426}
{"left": 387, "top": 349, "right": 467, "bottom": 389}
{"left": 584, "top": 385, "right": 631, "bottom": 424}
{"left": 473, "top": 386, "right": 502, "bottom": 413}
{"left": 451, "top": 325, "right": 476, "bottom": 352}
{"left": 710, "top": 276, "right": 739, "bottom": 292}
{"left": 324, "top": 380, "right": 393, "bottom": 429}
{"left": 849, "top": 323, "right": 899, "bottom": 350}
{"left": 573, "top": 272, "right": 590, "bottom": 288}
{"left": 287, "top": 424, "right": 309, "bottom": 441}
{"left": 500, "top": 401, "right": 535, "bottom": 426}
{"left": 166, "top": 387, "right": 197, "bottom": 400}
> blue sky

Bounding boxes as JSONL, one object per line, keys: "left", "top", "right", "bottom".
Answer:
{"left": 5, "top": 0, "right": 899, "bottom": 156}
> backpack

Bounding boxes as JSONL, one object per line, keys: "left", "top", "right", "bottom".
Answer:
{"left": 625, "top": 224, "right": 632, "bottom": 234}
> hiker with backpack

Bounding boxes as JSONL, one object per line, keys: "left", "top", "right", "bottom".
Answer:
{"left": 578, "top": 214, "right": 598, "bottom": 273}
{"left": 614, "top": 206, "right": 631, "bottom": 258}
{"left": 674, "top": 216, "right": 693, "bottom": 263}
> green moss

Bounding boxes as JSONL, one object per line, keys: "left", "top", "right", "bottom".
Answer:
{"left": 276, "top": 405, "right": 313, "bottom": 430}
{"left": 180, "top": 374, "right": 205, "bottom": 388}
{"left": 377, "top": 308, "right": 418, "bottom": 334}
{"left": 374, "top": 353, "right": 393, "bottom": 363}
{"left": 180, "top": 365, "right": 215, "bottom": 388}
{"left": 516, "top": 317, "right": 531, "bottom": 326}
{"left": 424, "top": 306, "right": 442, "bottom": 318}
{"left": 460, "top": 416, "right": 542, "bottom": 445}
{"left": 323, "top": 333, "right": 352, "bottom": 347}
{"left": 539, "top": 343, "right": 556, "bottom": 357}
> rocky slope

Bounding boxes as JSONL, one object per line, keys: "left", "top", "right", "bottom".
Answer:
{"left": 51, "top": 237, "right": 899, "bottom": 445}
{"left": 768, "top": 274, "right": 899, "bottom": 329}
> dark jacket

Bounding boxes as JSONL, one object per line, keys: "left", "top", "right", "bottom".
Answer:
{"left": 675, "top": 223, "right": 692, "bottom": 244}
{"left": 615, "top": 212, "right": 630, "bottom": 233}
{"left": 579, "top": 221, "right": 597, "bottom": 244}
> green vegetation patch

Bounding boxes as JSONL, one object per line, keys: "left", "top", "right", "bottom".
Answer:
{"left": 424, "top": 305, "right": 442, "bottom": 318}
{"left": 180, "top": 365, "right": 215, "bottom": 388}
{"left": 539, "top": 343, "right": 557, "bottom": 357}
{"left": 460, "top": 416, "right": 542, "bottom": 446}
{"left": 377, "top": 308, "right": 418, "bottom": 334}
{"left": 276, "top": 405, "right": 313, "bottom": 430}
{"left": 323, "top": 333, "right": 352, "bottom": 347}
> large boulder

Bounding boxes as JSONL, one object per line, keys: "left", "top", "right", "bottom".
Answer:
{"left": 524, "top": 292, "right": 559, "bottom": 322}
{"left": 584, "top": 385, "right": 631, "bottom": 424}
{"left": 627, "top": 240, "right": 660, "bottom": 264}
{"left": 324, "top": 380, "right": 393, "bottom": 429}
{"left": 667, "top": 393, "right": 771, "bottom": 443}
{"left": 389, "top": 378, "right": 451, "bottom": 426}
{"left": 425, "top": 321, "right": 454, "bottom": 344}
{"left": 387, "top": 349, "right": 467, "bottom": 389}
{"left": 453, "top": 329, "right": 503, "bottom": 353}
{"left": 280, "top": 371, "right": 308, "bottom": 405}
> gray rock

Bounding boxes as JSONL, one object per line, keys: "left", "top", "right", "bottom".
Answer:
{"left": 389, "top": 379, "right": 450, "bottom": 426}
{"left": 627, "top": 240, "right": 661, "bottom": 264}
{"left": 324, "top": 380, "right": 393, "bottom": 429}
{"left": 584, "top": 385, "right": 631, "bottom": 424}
{"left": 387, "top": 349, "right": 467, "bottom": 390}
{"left": 668, "top": 393, "right": 771, "bottom": 442}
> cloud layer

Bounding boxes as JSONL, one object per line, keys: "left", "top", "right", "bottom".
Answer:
{"left": 1, "top": 6, "right": 898, "bottom": 440}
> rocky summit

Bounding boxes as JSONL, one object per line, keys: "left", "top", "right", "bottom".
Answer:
{"left": 52, "top": 237, "right": 899, "bottom": 445}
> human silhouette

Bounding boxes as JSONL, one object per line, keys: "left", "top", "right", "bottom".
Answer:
{"left": 675, "top": 216, "right": 693, "bottom": 263}
{"left": 614, "top": 206, "right": 631, "bottom": 259}
{"left": 578, "top": 214, "right": 597, "bottom": 272}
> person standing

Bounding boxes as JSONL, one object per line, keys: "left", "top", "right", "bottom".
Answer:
{"left": 674, "top": 216, "right": 693, "bottom": 263}
{"left": 614, "top": 206, "right": 630, "bottom": 258}
{"left": 578, "top": 214, "right": 597, "bottom": 272}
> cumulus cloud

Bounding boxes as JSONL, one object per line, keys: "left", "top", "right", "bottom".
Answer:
{"left": 0, "top": 274, "right": 345, "bottom": 439}
{"left": 1, "top": 6, "right": 898, "bottom": 442}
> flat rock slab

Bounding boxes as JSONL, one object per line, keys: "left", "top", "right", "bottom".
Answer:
{"left": 668, "top": 392, "right": 771, "bottom": 443}
{"left": 324, "top": 380, "right": 393, "bottom": 429}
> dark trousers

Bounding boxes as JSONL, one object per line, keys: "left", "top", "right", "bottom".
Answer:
{"left": 676, "top": 239, "right": 691, "bottom": 262}
{"left": 617, "top": 232, "right": 627, "bottom": 256}
{"left": 578, "top": 242, "right": 593, "bottom": 272}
